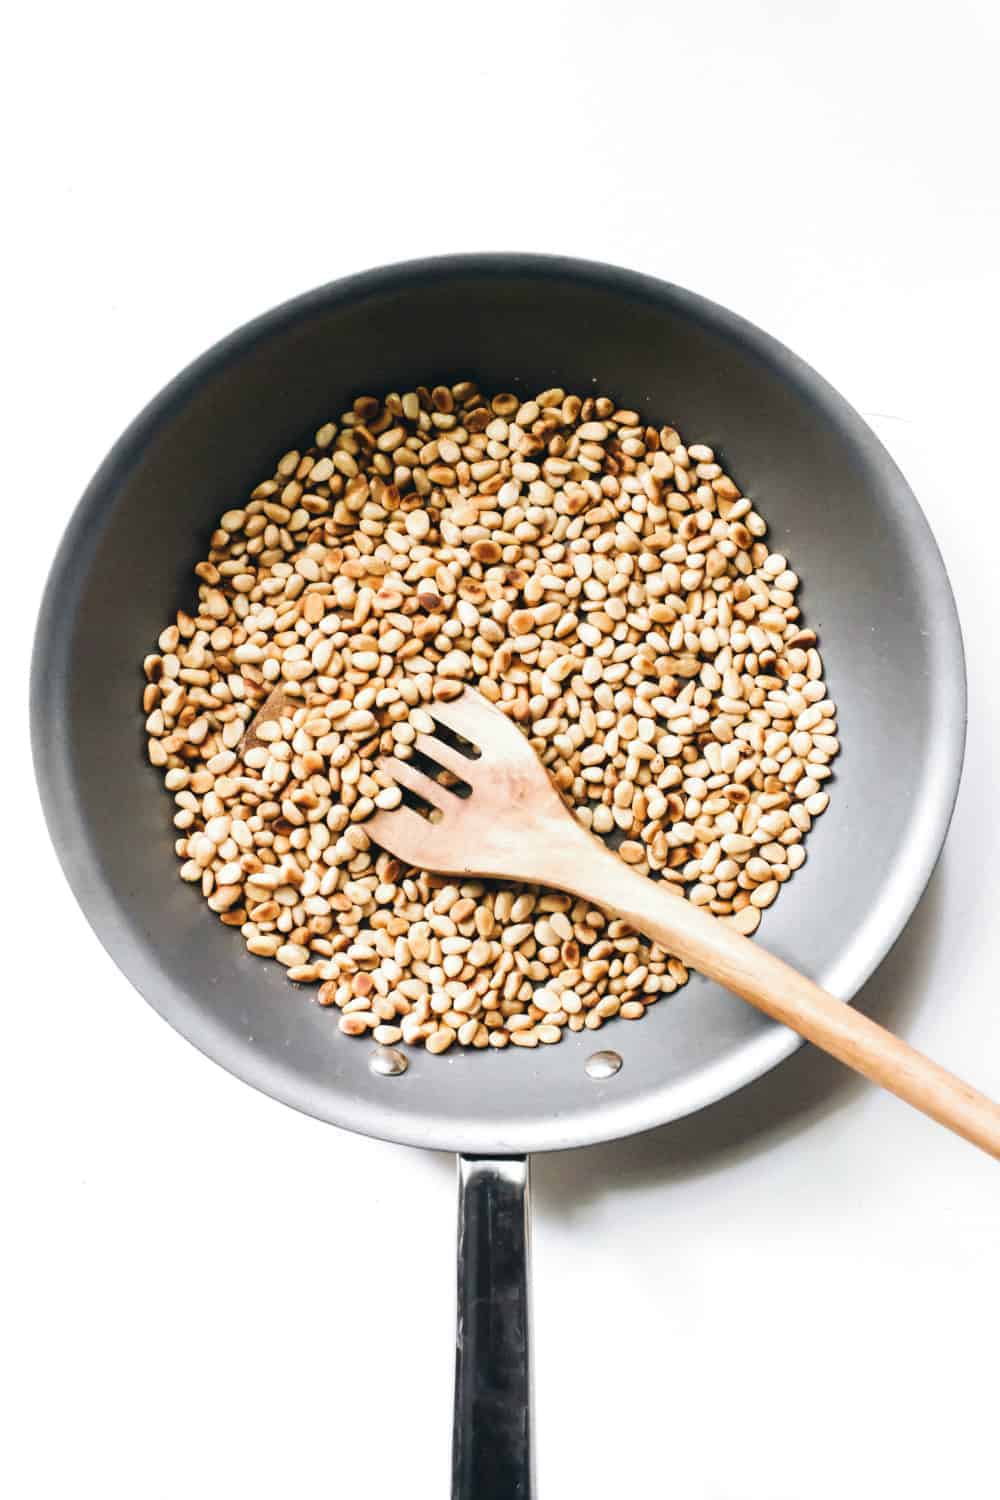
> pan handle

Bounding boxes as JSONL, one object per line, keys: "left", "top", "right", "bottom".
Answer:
{"left": 453, "top": 1155, "right": 533, "bottom": 1500}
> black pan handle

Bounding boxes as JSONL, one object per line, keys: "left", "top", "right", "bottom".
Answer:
{"left": 453, "top": 1155, "right": 532, "bottom": 1499}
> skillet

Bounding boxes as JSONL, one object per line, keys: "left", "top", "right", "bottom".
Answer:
{"left": 31, "top": 254, "right": 966, "bottom": 1497}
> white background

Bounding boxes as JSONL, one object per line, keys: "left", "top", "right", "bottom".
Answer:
{"left": 5, "top": 3, "right": 1000, "bottom": 1496}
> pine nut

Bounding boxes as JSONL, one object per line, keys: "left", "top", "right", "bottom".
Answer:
{"left": 146, "top": 380, "right": 837, "bottom": 1057}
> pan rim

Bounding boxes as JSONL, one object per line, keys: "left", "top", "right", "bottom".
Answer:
{"left": 31, "top": 252, "right": 967, "bottom": 1155}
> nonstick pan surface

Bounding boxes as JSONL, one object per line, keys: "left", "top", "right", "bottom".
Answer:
{"left": 31, "top": 254, "right": 966, "bottom": 1157}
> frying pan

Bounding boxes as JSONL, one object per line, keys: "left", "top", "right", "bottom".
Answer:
{"left": 31, "top": 254, "right": 966, "bottom": 1498}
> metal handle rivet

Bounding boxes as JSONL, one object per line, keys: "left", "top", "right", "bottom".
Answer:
{"left": 369, "top": 1045, "right": 409, "bottom": 1077}
{"left": 584, "top": 1049, "right": 623, "bottom": 1080}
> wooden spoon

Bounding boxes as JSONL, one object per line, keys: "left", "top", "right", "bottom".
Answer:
{"left": 368, "top": 686, "right": 1000, "bottom": 1161}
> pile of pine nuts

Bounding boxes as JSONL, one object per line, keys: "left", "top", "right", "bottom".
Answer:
{"left": 143, "top": 381, "right": 838, "bottom": 1054}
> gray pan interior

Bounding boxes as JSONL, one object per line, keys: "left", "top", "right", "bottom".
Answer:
{"left": 31, "top": 255, "right": 966, "bottom": 1156}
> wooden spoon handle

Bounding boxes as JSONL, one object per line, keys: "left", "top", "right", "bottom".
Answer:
{"left": 561, "top": 845, "right": 1000, "bottom": 1160}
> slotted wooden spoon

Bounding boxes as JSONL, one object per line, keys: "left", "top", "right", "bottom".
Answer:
{"left": 368, "top": 686, "right": 1000, "bottom": 1160}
